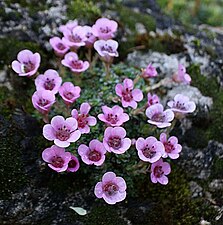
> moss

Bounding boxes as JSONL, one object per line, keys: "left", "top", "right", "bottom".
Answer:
{"left": 211, "top": 157, "right": 223, "bottom": 179}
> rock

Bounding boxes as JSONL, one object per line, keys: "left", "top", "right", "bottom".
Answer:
{"left": 189, "top": 181, "right": 203, "bottom": 198}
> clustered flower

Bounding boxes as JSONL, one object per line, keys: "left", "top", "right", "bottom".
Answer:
{"left": 11, "top": 17, "right": 197, "bottom": 205}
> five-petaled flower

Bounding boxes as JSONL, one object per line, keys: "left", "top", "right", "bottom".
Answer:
{"left": 42, "top": 145, "right": 71, "bottom": 172}
{"left": 136, "top": 137, "right": 164, "bottom": 163}
{"left": 103, "top": 127, "right": 131, "bottom": 154}
{"left": 11, "top": 49, "right": 41, "bottom": 77}
{"left": 142, "top": 63, "right": 158, "bottom": 78}
{"left": 59, "top": 82, "right": 81, "bottom": 106}
{"left": 35, "top": 69, "right": 62, "bottom": 94}
{"left": 94, "top": 39, "right": 119, "bottom": 63}
{"left": 78, "top": 139, "right": 106, "bottom": 166}
{"left": 167, "top": 94, "right": 196, "bottom": 114}
{"left": 59, "top": 20, "right": 78, "bottom": 33}
{"left": 94, "top": 172, "right": 126, "bottom": 205}
{"left": 98, "top": 105, "right": 129, "bottom": 126}
{"left": 83, "top": 25, "right": 97, "bottom": 47}
{"left": 115, "top": 78, "right": 143, "bottom": 109}
{"left": 92, "top": 18, "right": 118, "bottom": 40}
{"left": 61, "top": 52, "right": 89, "bottom": 73}
{"left": 150, "top": 158, "right": 171, "bottom": 185}
{"left": 32, "top": 90, "right": 55, "bottom": 115}
{"left": 146, "top": 103, "right": 174, "bottom": 128}
{"left": 173, "top": 64, "right": 191, "bottom": 84}
{"left": 159, "top": 133, "right": 182, "bottom": 159}
{"left": 67, "top": 154, "right": 80, "bottom": 172}
{"left": 147, "top": 93, "right": 160, "bottom": 107}
{"left": 43, "top": 115, "right": 81, "bottom": 148}
{"left": 49, "top": 37, "right": 69, "bottom": 57}
{"left": 71, "top": 102, "right": 97, "bottom": 134}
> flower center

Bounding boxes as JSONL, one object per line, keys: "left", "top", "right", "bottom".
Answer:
{"left": 122, "top": 88, "right": 133, "bottom": 102}
{"left": 70, "top": 60, "right": 83, "bottom": 69}
{"left": 100, "top": 26, "right": 111, "bottom": 34}
{"left": 164, "top": 142, "right": 174, "bottom": 153}
{"left": 88, "top": 149, "right": 101, "bottom": 162}
{"left": 70, "top": 34, "right": 82, "bottom": 43}
{"left": 175, "top": 101, "right": 186, "bottom": 110}
{"left": 108, "top": 136, "right": 121, "bottom": 149}
{"left": 68, "top": 159, "right": 77, "bottom": 168}
{"left": 86, "top": 32, "right": 93, "bottom": 39}
{"left": 103, "top": 182, "right": 119, "bottom": 196}
{"left": 44, "top": 78, "right": 55, "bottom": 91}
{"left": 106, "top": 113, "right": 118, "bottom": 124}
{"left": 21, "top": 61, "right": 35, "bottom": 73}
{"left": 51, "top": 156, "right": 64, "bottom": 168}
{"left": 77, "top": 114, "right": 88, "bottom": 128}
{"left": 38, "top": 98, "right": 49, "bottom": 107}
{"left": 154, "top": 166, "right": 164, "bottom": 178}
{"left": 56, "top": 42, "right": 66, "bottom": 50}
{"left": 142, "top": 145, "right": 156, "bottom": 158}
{"left": 56, "top": 126, "right": 70, "bottom": 141}
{"left": 64, "top": 91, "right": 74, "bottom": 100}
{"left": 151, "top": 113, "right": 165, "bottom": 122}
{"left": 101, "top": 44, "right": 114, "bottom": 53}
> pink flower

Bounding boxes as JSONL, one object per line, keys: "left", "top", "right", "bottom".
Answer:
{"left": 59, "top": 20, "right": 78, "bottom": 33}
{"left": 78, "top": 140, "right": 106, "bottom": 166}
{"left": 173, "top": 64, "right": 191, "bottom": 84}
{"left": 43, "top": 115, "right": 81, "bottom": 148}
{"left": 32, "top": 90, "right": 55, "bottom": 114}
{"left": 61, "top": 52, "right": 89, "bottom": 73}
{"left": 83, "top": 25, "right": 97, "bottom": 47}
{"left": 35, "top": 69, "right": 62, "bottom": 94}
{"left": 49, "top": 37, "right": 69, "bottom": 57}
{"left": 147, "top": 93, "right": 159, "bottom": 107}
{"left": 42, "top": 145, "right": 71, "bottom": 172}
{"left": 67, "top": 154, "right": 80, "bottom": 172}
{"left": 59, "top": 82, "right": 81, "bottom": 106}
{"left": 159, "top": 133, "right": 182, "bottom": 159}
{"left": 136, "top": 137, "right": 164, "bottom": 163}
{"left": 146, "top": 104, "right": 174, "bottom": 128}
{"left": 11, "top": 49, "right": 40, "bottom": 77}
{"left": 62, "top": 26, "right": 87, "bottom": 48}
{"left": 92, "top": 18, "right": 118, "bottom": 40}
{"left": 103, "top": 127, "right": 131, "bottom": 154}
{"left": 115, "top": 78, "right": 143, "bottom": 109}
{"left": 94, "top": 172, "right": 126, "bottom": 205}
{"left": 167, "top": 94, "right": 196, "bottom": 114}
{"left": 98, "top": 105, "right": 129, "bottom": 126}
{"left": 151, "top": 158, "right": 171, "bottom": 185}
{"left": 94, "top": 39, "right": 119, "bottom": 63}
{"left": 142, "top": 63, "right": 158, "bottom": 78}
{"left": 71, "top": 102, "right": 97, "bottom": 134}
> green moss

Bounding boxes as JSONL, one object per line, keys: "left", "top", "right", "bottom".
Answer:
{"left": 211, "top": 157, "right": 223, "bottom": 179}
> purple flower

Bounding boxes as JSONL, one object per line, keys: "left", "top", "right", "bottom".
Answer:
{"left": 151, "top": 158, "right": 171, "bottom": 185}
{"left": 173, "top": 64, "right": 191, "bottom": 84}
{"left": 142, "top": 63, "right": 158, "bottom": 78}
{"left": 92, "top": 18, "right": 118, "bottom": 40}
{"left": 94, "top": 39, "right": 118, "bottom": 63}
{"left": 71, "top": 102, "right": 97, "bottom": 134}
{"left": 35, "top": 69, "right": 62, "bottom": 94}
{"left": 115, "top": 78, "right": 143, "bottom": 109}
{"left": 61, "top": 52, "right": 89, "bottom": 73}
{"left": 160, "top": 133, "right": 182, "bottom": 159}
{"left": 78, "top": 140, "right": 106, "bottom": 166}
{"left": 98, "top": 105, "right": 129, "bottom": 126}
{"left": 147, "top": 93, "right": 159, "bottom": 107}
{"left": 42, "top": 145, "right": 71, "bottom": 172}
{"left": 59, "top": 20, "right": 78, "bottom": 33}
{"left": 136, "top": 137, "right": 164, "bottom": 163}
{"left": 167, "top": 94, "right": 196, "bottom": 114}
{"left": 83, "top": 25, "right": 97, "bottom": 47}
{"left": 49, "top": 37, "right": 69, "bottom": 57}
{"left": 103, "top": 127, "right": 131, "bottom": 154}
{"left": 11, "top": 49, "right": 40, "bottom": 77}
{"left": 146, "top": 104, "right": 174, "bottom": 128}
{"left": 32, "top": 90, "right": 55, "bottom": 114}
{"left": 94, "top": 172, "right": 126, "bottom": 205}
{"left": 59, "top": 82, "right": 81, "bottom": 106}
{"left": 62, "top": 26, "right": 87, "bottom": 48}
{"left": 43, "top": 115, "right": 81, "bottom": 148}
{"left": 67, "top": 154, "right": 80, "bottom": 172}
